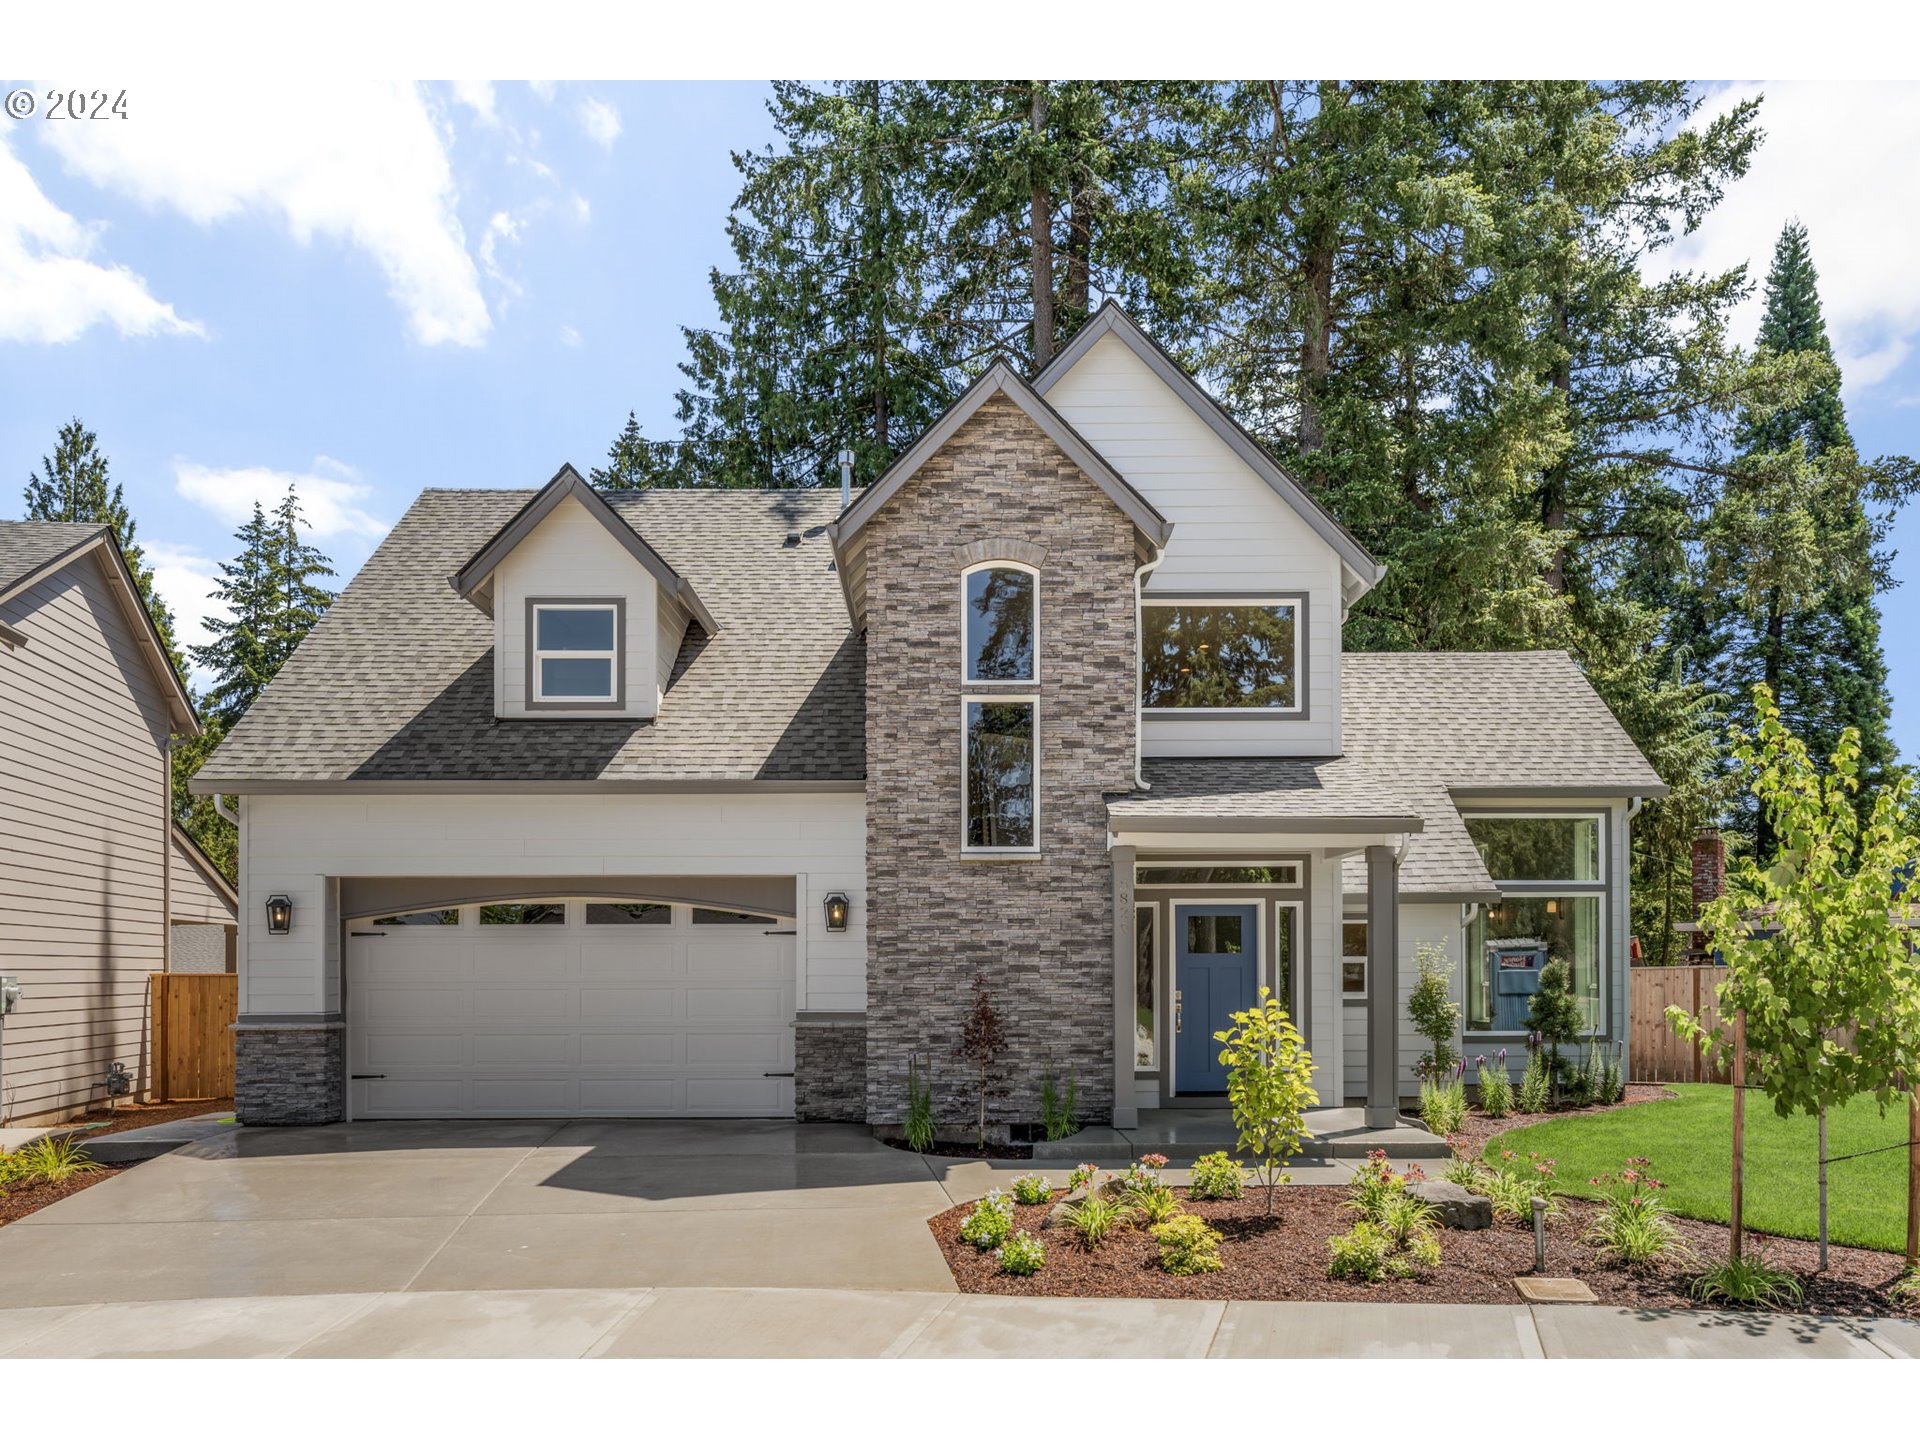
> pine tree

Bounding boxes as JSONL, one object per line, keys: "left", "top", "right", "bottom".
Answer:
{"left": 24, "top": 418, "right": 183, "bottom": 676}
{"left": 589, "top": 411, "right": 689, "bottom": 490}
{"left": 1699, "top": 222, "right": 1909, "bottom": 850}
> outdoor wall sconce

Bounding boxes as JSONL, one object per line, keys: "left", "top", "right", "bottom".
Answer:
{"left": 823, "top": 892, "right": 851, "bottom": 933}
{"left": 265, "top": 894, "right": 293, "bottom": 935}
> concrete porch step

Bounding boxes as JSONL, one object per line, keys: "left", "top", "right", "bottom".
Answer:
{"left": 1034, "top": 1108, "right": 1450, "bottom": 1165}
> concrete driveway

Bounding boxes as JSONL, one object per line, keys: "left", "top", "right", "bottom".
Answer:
{"left": 0, "top": 1119, "right": 986, "bottom": 1308}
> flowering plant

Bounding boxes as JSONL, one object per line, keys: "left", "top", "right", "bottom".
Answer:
{"left": 1584, "top": 1157, "right": 1690, "bottom": 1267}
{"left": 959, "top": 1188, "right": 1015, "bottom": 1250}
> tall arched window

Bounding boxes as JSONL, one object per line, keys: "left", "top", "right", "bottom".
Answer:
{"left": 961, "top": 562, "right": 1039, "bottom": 853}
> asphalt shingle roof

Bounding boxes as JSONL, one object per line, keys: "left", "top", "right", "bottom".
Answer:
{"left": 0, "top": 521, "right": 105, "bottom": 593}
{"left": 1108, "top": 650, "right": 1663, "bottom": 897}
{"left": 194, "top": 488, "right": 863, "bottom": 785}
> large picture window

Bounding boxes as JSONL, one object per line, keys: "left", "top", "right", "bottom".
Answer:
{"left": 963, "top": 565, "right": 1036, "bottom": 683}
{"left": 1141, "top": 600, "right": 1300, "bottom": 711}
{"left": 964, "top": 698, "right": 1036, "bottom": 851}
{"left": 1464, "top": 814, "right": 1607, "bottom": 1033}
{"left": 530, "top": 601, "right": 620, "bottom": 704}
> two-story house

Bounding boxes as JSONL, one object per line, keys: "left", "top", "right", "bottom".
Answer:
{"left": 191, "top": 304, "right": 1664, "bottom": 1134}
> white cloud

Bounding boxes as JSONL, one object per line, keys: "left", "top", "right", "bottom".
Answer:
{"left": 38, "top": 80, "right": 490, "bottom": 348}
{"left": 172, "top": 455, "right": 391, "bottom": 546}
{"left": 449, "top": 80, "right": 497, "bottom": 125}
{"left": 1669, "top": 81, "right": 1920, "bottom": 396}
{"left": 577, "top": 97, "right": 622, "bottom": 150}
{"left": 528, "top": 80, "right": 556, "bottom": 103}
{"left": 571, "top": 193, "right": 591, "bottom": 224}
{"left": 558, "top": 324, "right": 582, "bottom": 347}
{"left": 144, "top": 542, "right": 225, "bottom": 681}
{"left": 0, "top": 132, "right": 202, "bottom": 344}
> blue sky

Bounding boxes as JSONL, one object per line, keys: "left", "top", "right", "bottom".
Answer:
{"left": 2, "top": 79, "right": 1916, "bottom": 760}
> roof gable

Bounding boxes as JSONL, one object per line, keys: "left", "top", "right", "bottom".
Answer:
{"left": 1033, "top": 303, "right": 1385, "bottom": 596}
{"left": 449, "top": 465, "right": 719, "bottom": 634}
{"left": 0, "top": 520, "right": 199, "bottom": 734}
{"left": 827, "top": 361, "right": 1172, "bottom": 622}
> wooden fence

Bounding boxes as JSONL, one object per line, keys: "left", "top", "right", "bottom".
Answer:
{"left": 1630, "top": 964, "right": 1729, "bottom": 1084}
{"left": 149, "top": 973, "right": 238, "bottom": 1101}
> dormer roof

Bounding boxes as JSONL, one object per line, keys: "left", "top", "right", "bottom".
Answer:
{"left": 827, "top": 359, "right": 1173, "bottom": 623}
{"left": 1033, "top": 301, "right": 1387, "bottom": 600}
{"left": 448, "top": 464, "right": 719, "bottom": 634}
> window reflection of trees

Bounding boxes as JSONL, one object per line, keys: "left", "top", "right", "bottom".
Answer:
{"left": 966, "top": 701, "right": 1034, "bottom": 848}
{"left": 1141, "top": 604, "right": 1296, "bottom": 708}
{"left": 966, "top": 567, "right": 1035, "bottom": 681}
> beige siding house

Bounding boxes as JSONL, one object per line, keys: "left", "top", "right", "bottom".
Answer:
{"left": 0, "top": 521, "right": 229, "bottom": 1124}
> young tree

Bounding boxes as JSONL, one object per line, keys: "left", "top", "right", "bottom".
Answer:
{"left": 24, "top": 418, "right": 182, "bottom": 675}
{"left": 1407, "top": 941, "right": 1462, "bottom": 1081}
{"left": 954, "top": 973, "right": 1008, "bottom": 1150}
{"left": 1214, "top": 986, "right": 1317, "bottom": 1216}
{"left": 1670, "top": 685, "right": 1920, "bottom": 1266}
{"left": 1526, "top": 958, "right": 1585, "bottom": 1099}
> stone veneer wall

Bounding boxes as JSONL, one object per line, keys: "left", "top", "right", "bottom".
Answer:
{"left": 234, "top": 1024, "right": 345, "bottom": 1126}
{"left": 862, "top": 394, "right": 1137, "bottom": 1130}
{"left": 794, "top": 1020, "right": 868, "bottom": 1122}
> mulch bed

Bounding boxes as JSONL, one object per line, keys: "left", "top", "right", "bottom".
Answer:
{"left": 47, "top": 1096, "right": 231, "bottom": 1139}
{"left": 0, "top": 1163, "right": 139, "bottom": 1229}
{"left": 930, "top": 1176, "right": 1916, "bottom": 1316}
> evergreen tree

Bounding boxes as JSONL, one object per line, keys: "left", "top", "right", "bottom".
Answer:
{"left": 1697, "top": 222, "right": 1911, "bottom": 850}
{"left": 24, "top": 418, "right": 183, "bottom": 675}
{"left": 589, "top": 411, "right": 689, "bottom": 490}
{"left": 190, "top": 488, "right": 334, "bottom": 732}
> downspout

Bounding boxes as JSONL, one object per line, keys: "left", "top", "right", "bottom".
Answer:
{"left": 1132, "top": 547, "right": 1165, "bottom": 790}
{"left": 214, "top": 794, "right": 240, "bottom": 827}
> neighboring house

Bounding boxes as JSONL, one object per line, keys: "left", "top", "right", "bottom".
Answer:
{"left": 191, "top": 304, "right": 1664, "bottom": 1132}
{"left": 0, "top": 521, "right": 235, "bottom": 1125}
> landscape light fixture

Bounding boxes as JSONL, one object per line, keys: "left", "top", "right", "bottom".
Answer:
{"left": 823, "top": 892, "right": 851, "bottom": 933}
{"left": 265, "top": 894, "right": 293, "bottom": 935}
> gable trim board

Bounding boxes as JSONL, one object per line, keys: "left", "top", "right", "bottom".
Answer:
{"left": 1032, "top": 302, "right": 1386, "bottom": 597}
{"left": 827, "top": 360, "right": 1174, "bottom": 623}
{"left": 449, "top": 465, "right": 720, "bottom": 635}
{"left": 172, "top": 821, "right": 239, "bottom": 911}
{"left": 0, "top": 527, "right": 199, "bottom": 734}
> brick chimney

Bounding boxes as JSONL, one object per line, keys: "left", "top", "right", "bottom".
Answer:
{"left": 1691, "top": 827, "right": 1726, "bottom": 920}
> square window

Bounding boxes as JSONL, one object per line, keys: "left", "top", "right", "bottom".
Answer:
{"left": 530, "top": 601, "right": 620, "bottom": 704}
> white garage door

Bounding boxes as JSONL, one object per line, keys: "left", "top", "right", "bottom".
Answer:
{"left": 346, "top": 900, "right": 795, "bottom": 1119}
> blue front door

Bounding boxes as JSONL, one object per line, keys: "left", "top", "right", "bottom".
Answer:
{"left": 1174, "top": 903, "right": 1259, "bottom": 1095}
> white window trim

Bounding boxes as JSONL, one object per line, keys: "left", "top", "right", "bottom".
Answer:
{"left": 1461, "top": 807, "right": 1613, "bottom": 1037}
{"left": 1135, "top": 859, "right": 1303, "bottom": 889}
{"left": 1340, "top": 915, "right": 1369, "bottom": 1000}
{"left": 1140, "top": 594, "right": 1304, "bottom": 716}
{"left": 1134, "top": 901, "right": 1159, "bottom": 1074}
{"left": 531, "top": 601, "right": 620, "bottom": 704}
{"left": 961, "top": 693, "right": 1040, "bottom": 856}
{"left": 960, "top": 560, "right": 1040, "bottom": 687}
{"left": 1169, "top": 897, "right": 1263, "bottom": 1100}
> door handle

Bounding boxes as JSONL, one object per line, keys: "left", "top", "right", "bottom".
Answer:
{"left": 1174, "top": 990, "right": 1182, "bottom": 1035}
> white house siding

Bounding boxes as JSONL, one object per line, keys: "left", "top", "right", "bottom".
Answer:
{"left": 655, "top": 593, "right": 691, "bottom": 698}
{"left": 1042, "top": 330, "right": 1344, "bottom": 758}
{"left": 492, "top": 495, "right": 662, "bottom": 719}
{"left": 237, "top": 791, "right": 867, "bottom": 1021}
{"left": 0, "top": 553, "right": 170, "bottom": 1120}
{"left": 169, "top": 830, "right": 234, "bottom": 926}
{"left": 1341, "top": 902, "right": 1466, "bottom": 1101}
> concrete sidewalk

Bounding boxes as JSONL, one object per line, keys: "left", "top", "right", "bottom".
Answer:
{"left": 0, "top": 1288, "right": 1911, "bottom": 1359}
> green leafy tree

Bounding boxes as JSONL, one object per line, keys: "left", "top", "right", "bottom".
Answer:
{"left": 1670, "top": 684, "right": 1920, "bottom": 1265}
{"left": 1214, "top": 986, "right": 1317, "bottom": 1215}
{"left": 1526, "top": 958, "right": 1585, "bottom": 1098}
{"left": 1407, "top": 941, "right": 1461, "bottom": 1081}
{"left": 24, "top": 418, "right": 182, "bottom": 676}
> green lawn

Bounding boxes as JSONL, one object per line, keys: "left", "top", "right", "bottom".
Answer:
{"left": 1484, "top": 1085, "right": 1912, "bottom": 1254}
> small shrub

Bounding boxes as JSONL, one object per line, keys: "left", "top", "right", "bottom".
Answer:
{"left": 959, "top": 1189, "right": 1015, "bottom": 1250}
{"left": 903, "top": 1057, "right": 936, "bottom": 1153}
{"left": 1477, "top": 1149, "right": 1564, "bottom": 1224}
{"left": 997, "top": 1231, "right": 1046, "bottom": 1276}
{"left": 1442, "top": 1137, "right": 1486, "bottom": 1189}
{"left": 1344, "top": 1149, "right": 1424, "bottom": 1224}
{"left": 1189, "top": 1150, "right": 1248, "bottom": 1201}
{"left": 1068, "top": 1161, "right": 1100, "bottom": 1194}
{"left": 1133, "top": 1185, "right": 1184, "bottom": 1224}
{"left": 1040, "top": 1069, "right": 1080, "bottom": 1143}
{"left": 1516, "top": 1047, "right": 1553, "bottom": 1114}
{"left": 1010, "top": 1173, "right": 1054, "bottom": 1206}
{"left": 1891, "top": 1268, "right": 1920, "bottom": 1310}
{"left": 1121, "top": 1153, "right": 1172, "bottom": 1198}
{"left": 1600, "top": 1047, "right": 1625, "bottom": 1105}
{"left": 955, "top": 975, "right": 1008, "bottom": 1149}
{"left": 1151, "top": 1214, "right": 1224, "bottom": 1275}
{"left": 1585, "top": 1158, "right": 1692, "bottom": 1268}
{"left": 1418, "top": 1067, "right": 1468, "bottom": 1136}
{"left": 1, "top": 1135, "right": 100, "bottom": 1188}
{"left": 1377, "top": 1189, "right": 1439, "bottom": 1249}
{"left": 1327, "top": 1218, "right": 1439, "bottom": 1283}
{"left": 1060, "top": 1188, "right": 1134, "bottom": 1249}
{"left": 1475, "top": 1052, "right": 1513, "bottom": 1118}
{"left": 1691, "top": 1252, "right": 1805, "bottom": 1310}
{"left": 1407, "top": 941, "right": 1461, "bottom": 1081}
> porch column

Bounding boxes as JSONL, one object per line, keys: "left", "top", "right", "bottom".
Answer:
{"left": 1111, "top": 844, "right": 1138, "bottom": 1130}
{"left": 1365, "top": 844, "right": 1401, "bottom": 1129}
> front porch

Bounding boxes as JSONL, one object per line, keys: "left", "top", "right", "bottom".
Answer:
{"left": 1035, "top": 1106, "right": 1451, "bottom": 1166}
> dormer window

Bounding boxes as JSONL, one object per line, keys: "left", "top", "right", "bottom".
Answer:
{"left": 528, "top": 599, "right": 623, "bottom": 708}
